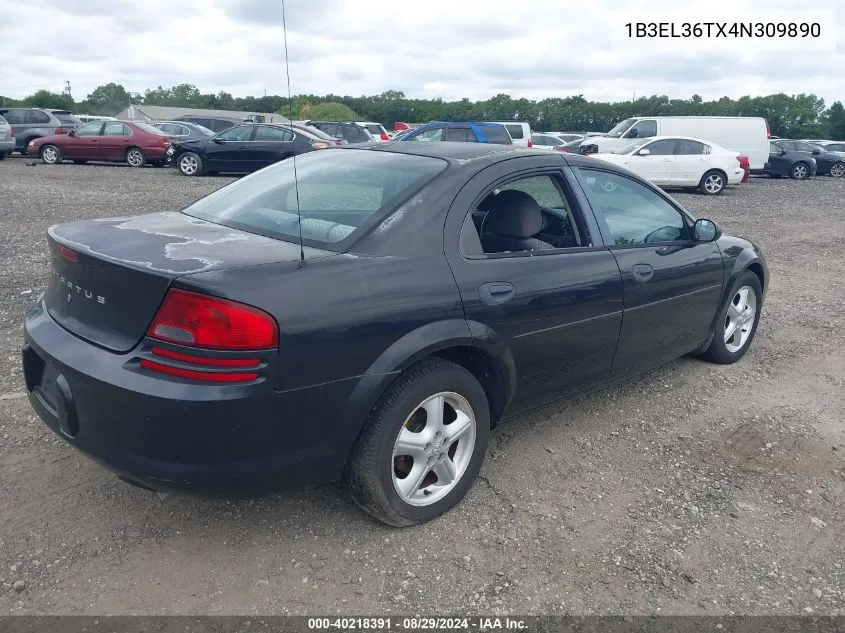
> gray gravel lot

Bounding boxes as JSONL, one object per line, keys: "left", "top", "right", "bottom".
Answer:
{"left": 0, "top": 157, "right": 843, "bottom": 615}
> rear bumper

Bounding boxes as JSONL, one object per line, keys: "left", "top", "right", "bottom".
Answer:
{"left": 0, "top": 139, "right": 14, "bottom": 153}
{"left": 22, "top": 298, "right": 363, "bottom": 496}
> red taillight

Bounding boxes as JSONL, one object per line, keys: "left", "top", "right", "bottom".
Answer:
{"left": 54, "top": 127, "right": 67, "bottom": 135}
{"left": 147, "top": 289, "right": 278, "bottom": 350}
{"left": 9, "top": 127, "right": 14, "bottom": 138}
{"left": 160, "top": 137, "right": 171, "bottom": 148}
{"left": 56, "top": 244, "right": 78, "bottom": 262}
{"left": 150, "top": 346, "right": 260, "bottom": 368}
{"left": 527, "top": 139, "right": 533, "bottom": 148}
{"left": 766, "top": 126, "right": 771, "bottom": 139}
{"left": 380, "top": 132, "right": 390, "bottom": 141}
{"left": 140, "top": 359, "right": 258, "bottom": 382}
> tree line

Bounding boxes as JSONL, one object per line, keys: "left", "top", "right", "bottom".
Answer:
{"left": 2, "top": 83, "right": 843, "bottom": 140}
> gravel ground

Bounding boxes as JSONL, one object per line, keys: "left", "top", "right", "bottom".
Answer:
{"left": 0, "top": 157, "right": 843, "bottom": 616}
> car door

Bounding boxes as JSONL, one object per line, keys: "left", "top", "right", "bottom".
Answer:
{"left": 766, "top": 141, "right": 791, "bottom": 175}
{"left": 98, "top": 122, "right": 132, "bottom": 160}
{"left": 573, "top": 166, "right": 724, "bottom": 374}
{"left": 444, "top": 157, "right": 624, "bottom": 416}
{"left": 628, "top": 138, "right": 677, "bottom": 185}
{"left": 63, "top": 121, "right": 104, "bottom": 159}
{"left": 671, "top": 139, "right": 710, "bottom": 185}
{"left": 251, "top": 125, "right": 295, "bottom": 169}
{"left": 204, "top": 125, "right": 256, "bottom": 172}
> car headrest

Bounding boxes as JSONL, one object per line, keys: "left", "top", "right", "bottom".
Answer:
{"left": 483, "top": 189, "right": 542, "bottom": 238}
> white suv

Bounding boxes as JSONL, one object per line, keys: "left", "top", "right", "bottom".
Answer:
{"left": 492, "top": 122, "right": 532, "bottom": 148}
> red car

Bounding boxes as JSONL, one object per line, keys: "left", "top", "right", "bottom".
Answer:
{"left": 29, "top": 120, "right": 175, "bottom": 167}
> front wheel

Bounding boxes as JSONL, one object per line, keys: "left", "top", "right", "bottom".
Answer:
{"left": 40, "top": 144, "right": 62, "bottom": 165}
{"left": 699, "top": 170, "right": 726, "bottom": 195}
{"left": 345, "top": 358, "right": 490, "bottom": 527}
{"left": 790, "top": 162, "right": 810, "bottom": 180}
{"left": 699, "top": 270, "right": 763, "bottom": 364}
{"left": 177, "top": 152, "right": 203, "bottom": 176}
{"left": 829, "top": 161, "right": 845, "bottom": 178}
{"left": 126, "top": 147, "right": 146, "bottom": 168}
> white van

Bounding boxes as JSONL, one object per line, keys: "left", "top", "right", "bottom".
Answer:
{"left": 492, "top": 121, "right": 532, "bottom": 148}
{"left": 580, "top": 117, "right": 770, "bottom": 170}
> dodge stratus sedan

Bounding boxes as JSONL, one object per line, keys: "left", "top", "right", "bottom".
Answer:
{"left": 22, "top": 143, "right": 768, "bottom": 526}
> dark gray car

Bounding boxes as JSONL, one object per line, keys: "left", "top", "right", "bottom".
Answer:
{"left": 150, "top": 121, "right": 215, "bottom": 142}
{"left": 0, "top": 114, "right": 13, "bottom": 159}
{"left": 0, "top": 108, "right": 81, "bottom": 154}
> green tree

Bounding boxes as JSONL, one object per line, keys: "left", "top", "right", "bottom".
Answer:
{"left": 825, "top": 102, "right": 845, "bottom": 140}
{"left": 294, "top": 101, "right": 360, "bottom": 120}
{"left": 21, "top": 90, "right": 74, "bottom": 110}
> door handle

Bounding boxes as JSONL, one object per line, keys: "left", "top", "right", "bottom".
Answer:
{"left": 663, "top": 158, "right": 672, "bottom": 162}
{"left": 239, "top": 145, "right": 248, "bottom": 150}
{"left": 479, "top": 282, "right": 515, "bottom": 305}
{"left": 632, "top": 263, "right": 654, "bottom": 283}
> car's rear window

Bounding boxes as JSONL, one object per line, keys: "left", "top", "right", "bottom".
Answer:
{"left": 53, "top": 112, "right": 81, "bottom": 124}
{"left": 365, "top": 124, "right": 384, "bottom": 135}
{"left": 134, "top": 122, "right": 168, "bottom": 135}
{"left": 182, "top": 150, "right": 447, "bottom": 251}
{"left": 481, "top": 126, "right": 513, "bottom": 145}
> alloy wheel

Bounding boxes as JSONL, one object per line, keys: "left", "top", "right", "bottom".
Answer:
{"left": 179, "top": 154, "right": 199, "bottom": 175}
{"left": 391, "top": 391, "right": 477, "bottom": 507}
{"left": 704, "top": 173, "right": 724, "bottom": 194}
{"left": 41, "top": 146, "right": 58, "bottom": 164}
{"left": 830, "top": 162, "right": 845, "bottom": 178}
{"left": 127, "top": 149, "right": 144, "bottom": 167}
{"left": 792, "top": 164, "right": 808, "bottom": 179}
{"left": 724, "top": 285, "right": 757, "bottom": 353}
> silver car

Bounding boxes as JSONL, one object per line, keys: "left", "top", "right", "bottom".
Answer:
{"left": 0, "top": 114, "right": 14, "bottom": 159}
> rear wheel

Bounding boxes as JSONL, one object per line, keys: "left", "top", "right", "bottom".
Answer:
{"left": 699, "top": 271, "right": 763, "bottom": 364}
{"left": 790, "top": 162, "right": 810, "bottom": 180}
{"left": 177, "top": 152, "right": 203, "bottom": 176}
{"left": 829, "top": 161, "right": 845, "bottom": 178}
{"left": 699, "top": 170, "right": 726, "bottom": 195}
{"left": 40, "top": 145, "right": 62, "bottom": 165}
{"left": 345, "top": 358, "right": 490, "bottom": 527}
{"left": 126, "top": 147, "right": 146, "bottom": 168}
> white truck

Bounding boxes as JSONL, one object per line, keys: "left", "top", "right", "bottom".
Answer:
{"left": 579, "top": 116, "right": 770, "bottom": 170}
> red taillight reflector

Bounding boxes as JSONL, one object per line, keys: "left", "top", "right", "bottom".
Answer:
{"left": 140, "top": 359, "right": 258, "bottom": 382}
{"left": 527, "top": 139, "right": 533, "bottom": 148}
{"left": 56, "top": 244, "right": 78, "bottom": 262}
{"left": 380, "top": 132, "right": 390, "bottom": 140}
{"left": 54, "top": 128, "right": 67, "bottom": 135}
{"left": 151, "top": 346, "right": 260, "bottom": 368}
{"left": 147, "top": 289, "right": 278, "bottom": 350}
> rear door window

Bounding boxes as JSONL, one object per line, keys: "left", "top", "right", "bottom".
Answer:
{"left": 76, "top": 122, "right": 104, "bottom": 136}
{"left": 26, "top": 110, "right": 52, "bottom": 124}
{"left": 504, "top": 124, "right": 524, "bottom": 140}
{"left": 53, "top": 112, "right": 80, "bottom": 124}
{"left": 103, "top": 122, "right": 130, "bottom": 136}
{"left": 410, "top": 127, "right": 445, "bottom": 142}
{"left": 216, "top": 126, "right": 255, "bottom": 142}
{"left": 443, "top": 127, "right": 475, "bottom": 142}
{"left": 254, "top": 126, "right": 294, "bottom": 142}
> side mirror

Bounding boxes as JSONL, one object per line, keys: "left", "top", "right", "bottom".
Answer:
{"left": 812, "top": 149, "right": 821, "bottom": 155}
{"left": 212, "top": 137, "right": 224, "bottom": 143}
{"left": 693, "top": 219, "right": 721, "bottom": 242}
{"left": 637, "top": 148, "right": 650, "bottom": 156}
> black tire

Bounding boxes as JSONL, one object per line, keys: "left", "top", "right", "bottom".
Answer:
{"left": 0, "top": 152, "right": 7, "bottom": 161}
{"left": 829, "top": 161, "right": 845, "bottom": 178}
{"left": 177, "top": 151, "right": 203, "bottom": 176}
{"left": 699, "top": 270, "right": 763, "bottom": 365}
{"left": 790, "top": 162, "right": 810, "bottom": 180}
{"left": 73, "top": 160, "right": 87, "bottom": 164}
{"left": 40, "top": 144, "right": 63, "bottom": 165}
{"left": 698, "top": 170, "right": 726, "bottom": 195}
{"left": 126, "top": 147, "right": 146, "bottom": 168}
{"left": 345, "top": 358, "right": 491, "bottom": 527}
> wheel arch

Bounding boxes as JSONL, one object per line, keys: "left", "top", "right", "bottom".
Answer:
{"left": 336, "top": 319, "right": 516, "bottom": 467}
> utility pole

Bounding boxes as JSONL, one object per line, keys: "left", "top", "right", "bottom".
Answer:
{"left": 63, "top": 80, "right": 72, "bottom": 101}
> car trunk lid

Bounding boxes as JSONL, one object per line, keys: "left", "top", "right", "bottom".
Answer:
{"left": 45, "top": 211, "right": 331, "bottom": 353}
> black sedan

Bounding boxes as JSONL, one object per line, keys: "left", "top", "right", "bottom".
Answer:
{"left": 760, "top": 140, "right": 822, "bottom": 179}
{"left": 167, "top": 123, "right": 332, "bottom": 176}
{"left": 771, "top": 140, "right": 844, "bottom": 177}
{"left": 22, "top": 143, "right": 768, "bottom": 526}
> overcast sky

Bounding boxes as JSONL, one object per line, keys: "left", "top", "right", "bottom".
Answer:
{"left": 1, "top": 0, "right": 842, "bottom": 104}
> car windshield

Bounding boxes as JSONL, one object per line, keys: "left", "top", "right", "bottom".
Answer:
{"left": 134, "top": 122, "right": 168, "bottom": 135}
{"left": 182, "top": 149, "right": 447, "bottom": 251}
{"left": 613, "top": 138, "right": 651, "bottom": 154}
{"left": 606, "top": 118, "right": 636, "bottom": 138}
